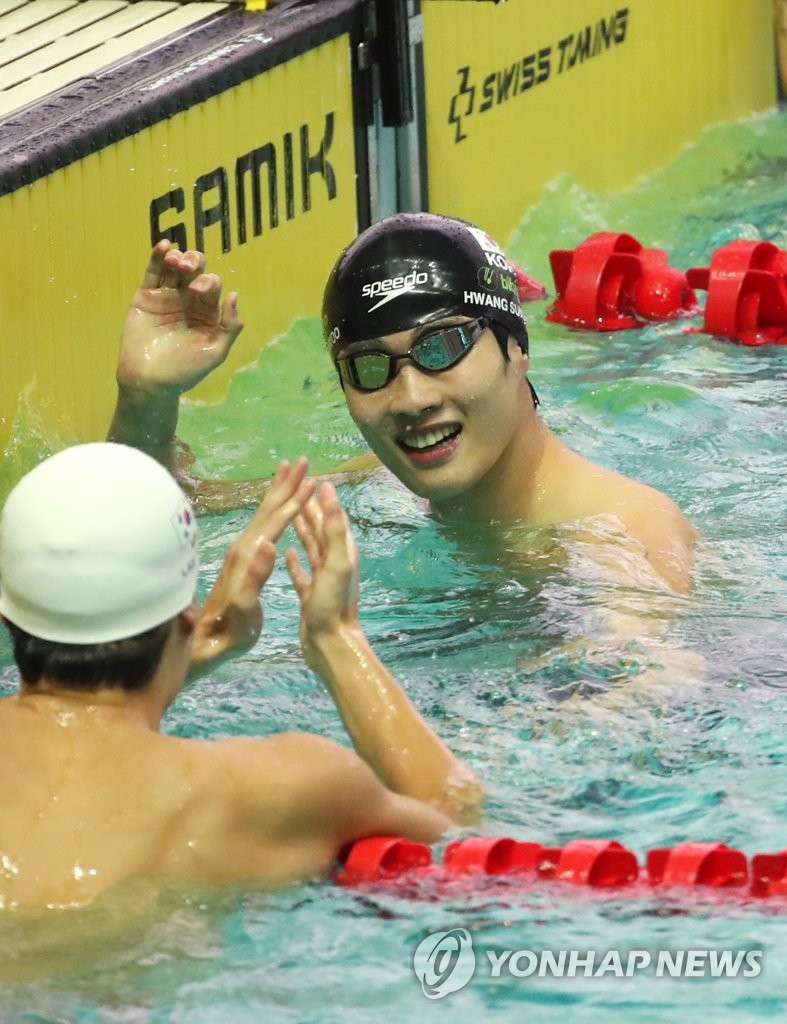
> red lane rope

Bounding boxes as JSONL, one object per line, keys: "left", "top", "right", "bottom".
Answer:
{"left": 545, "top": 232, "right": 787, "bottom": 346}
{"left": 336, "top": 836, "right": 787, "bottom": 900}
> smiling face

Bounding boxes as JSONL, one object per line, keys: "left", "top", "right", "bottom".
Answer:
{"left": 339, "top": 318, "right": 535, "bottom": 519}
{"left": 323, "top": 213, "right": 539, "bottom": 518}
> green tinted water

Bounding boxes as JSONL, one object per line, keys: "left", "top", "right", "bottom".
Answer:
{"left": 1, "top": 110, "right": 786, "bottom": 1022}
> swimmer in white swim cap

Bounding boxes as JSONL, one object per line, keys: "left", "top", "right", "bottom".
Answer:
{"left": 0, "top": 444, "right": 482, "bottom": 908}
{"left": 0, "top": 442, "right": 199, "bottom": 646}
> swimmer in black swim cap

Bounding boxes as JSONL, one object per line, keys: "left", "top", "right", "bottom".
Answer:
{"left": 323, "top": 211, "right": 530, "bottom": 360}
{"left": 316, "top": 214, "right": 696, "bottom": 590}
{"left": 323, "top": 214, "right": 539, "bottom": 411}
{"left": 320, "top": 212, "right": 546, "bottom": 512}
{"left": 110, "top": 231, "right": 699, "bottom": 591}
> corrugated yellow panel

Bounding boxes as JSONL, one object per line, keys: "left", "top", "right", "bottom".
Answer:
{"left": 0, "top": 33, "right": 357, "bottom": 458}
{"left": 423, "top": 0, "right": 777, "bottom": 243}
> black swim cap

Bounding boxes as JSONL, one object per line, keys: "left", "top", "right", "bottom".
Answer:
{"left": 322, "top": 212, "right": 529, "bottom": 356}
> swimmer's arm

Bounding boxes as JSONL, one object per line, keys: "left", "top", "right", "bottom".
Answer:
{"left": 199, "top": 734, "right": 453, "bottom": 882}
{"left": 109, "top": 416, "right": 373, "bottom": 520}
{"left": 262, "top": 733, "right": 456, "bottom": 847}
{"left": 109, "top": 242, "right": 381, "bottom": 511}
{"left": 187, "top": 459, "right": 314, "bottom": 679}
{"left": 287, "top": 484, "right": 484, "bottom": 827}
{"left": 108, "top": 239, "right": 242, "bottom": 475}
{"left": 183, "top": 454, "right": 381, "bottom": 515}
{"left": 303, "top": 627, "right": 484, "bottom": 826}
{"left": 569, "top": 469, "right": 699, "bottom": 593}
{"left": 107, "top": 381, "right": 181, "bottom": 472}
{"left": 557, "top": 498, "right": 705, "bottom": 696}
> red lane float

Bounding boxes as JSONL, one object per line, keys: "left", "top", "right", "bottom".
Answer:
{"left": 545, "top": 232, "right": 787, "bottom": 345}
{"left": 646, "top": 842, "right": 748, "bottom": 888}
{"left": 546, "top": 232, "right": 698, "bottom": 330}
{"left": 336, "top": 836, "right": 787, "bottom": 901}
{"left": 512, "top": 263, "right": 548, "bottom": 302}
{"left": 337, "top": 836, "right": 433, "bottom": 885}
{"left": 686, "top": 239, "right": 787, "bottom": 346}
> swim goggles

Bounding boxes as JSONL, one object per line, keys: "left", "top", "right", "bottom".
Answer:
{"left": 335, "top": 317, "right": 489, "bottom": 392}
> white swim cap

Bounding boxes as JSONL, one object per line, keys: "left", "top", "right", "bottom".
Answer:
{"left": 0, "top": 443, "right": 199, "bottom": 644}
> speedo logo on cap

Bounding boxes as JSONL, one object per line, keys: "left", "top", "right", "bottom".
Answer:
{"left": 362, "top": 271, "right": 428, "bottom": 312}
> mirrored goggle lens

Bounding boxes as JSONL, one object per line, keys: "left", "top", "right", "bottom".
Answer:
{"left": 338, "top": 351, "right": 391, "bottom": 390}
{"left": 415, "top": 329, "right": 461, "bottom": 369}
{"left": 413, "top": 320, "right": 484, "bottom": 369}
{"left": 337, "top": 319, "right": 485, "bottom": 392}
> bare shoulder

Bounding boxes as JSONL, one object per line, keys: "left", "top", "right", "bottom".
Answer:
{"left": 148, "top": 732, "right": 397, "bottom": 882}
{"left": 619, "top": 474, "right": 698, "bottom": 541}
{"left": 562, "top": 449, "right": 698, "bottom": 587}
{"left": 186, "top": 731, "right": 378, "bottom": 807}
{"left": 610, "top": 474, "right": 699, "bottom": 591}
{"left": 182, "top": 730, "right": 353, "bottom": 773}
{"left": 164, "top": 731, "right": 377, "bottom": 842}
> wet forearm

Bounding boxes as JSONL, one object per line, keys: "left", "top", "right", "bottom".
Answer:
{"left": 306, "top": 625, "right": 484, "bottom": 825}
{"left": 107, "top": 385, "right": 180, "bottom": 470}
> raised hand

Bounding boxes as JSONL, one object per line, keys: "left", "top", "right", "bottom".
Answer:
{"left": 118, "top": 239, "right": 243, "bottom": 397}
{"left": 284, "top": 482, "right": 485, "bottom": 825}
{"left": 189, "top": 458, "right": 314, "bottom": 676}
{"left": 285, "top": 483, "right": 361, "bottom": 656}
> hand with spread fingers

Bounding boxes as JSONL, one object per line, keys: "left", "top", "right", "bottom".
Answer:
{"left": 285, "top": 481, "right": 484, "bottom": 824}
{"left": 189, "top": 458, "right": 315, "bottom": 676}
{"left": 108, "top": 241, "right": 380, "bottom": 502}
{"left": 285, "top": 482, "right": 361, "bottom": 658}
{"left": 109, "top": 240, "right": 244, "bottom": 466}
{"left": 117, "top": 239, "right": 243, "bottom": 396}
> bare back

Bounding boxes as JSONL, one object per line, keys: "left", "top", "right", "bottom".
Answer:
{"left": 0, "top": 693, "right": 429, "bottom": 909}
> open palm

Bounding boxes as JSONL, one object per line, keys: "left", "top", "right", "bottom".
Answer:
{"left": 118, "top": 239, "right": 243, "bottom": 395}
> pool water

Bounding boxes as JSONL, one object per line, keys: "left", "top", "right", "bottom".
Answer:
{"left": 1, "top": 109, "right": 786, "bottom": 1022}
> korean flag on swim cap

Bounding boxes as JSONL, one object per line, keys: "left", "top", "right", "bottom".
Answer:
{"left": 322, "top": 212, "right": 529, "bottom": 355}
